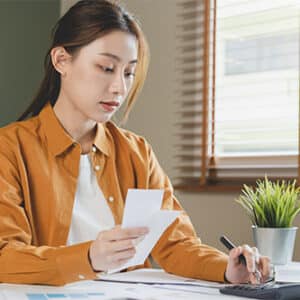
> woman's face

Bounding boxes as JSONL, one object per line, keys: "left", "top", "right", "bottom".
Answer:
{"left": 60, "top": 30, "right": 138, "bottom": 123}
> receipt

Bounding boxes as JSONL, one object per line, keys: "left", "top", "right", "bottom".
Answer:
{"left": 108, "top": 189, "right": 180, "bottom": 274}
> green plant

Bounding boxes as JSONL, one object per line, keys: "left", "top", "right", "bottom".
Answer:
{"left": 236, "top": 177, "right": 300, "bottom": 228}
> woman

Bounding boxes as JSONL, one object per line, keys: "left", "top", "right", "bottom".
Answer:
{"left": 0, "top": 0, "right": 270, "bottom": 286}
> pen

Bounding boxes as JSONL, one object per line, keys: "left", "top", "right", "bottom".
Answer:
{"left": 220, "top": 235, "right": 262, "bottom": 283}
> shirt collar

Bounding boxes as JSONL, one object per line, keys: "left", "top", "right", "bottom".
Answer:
{"left": 39, "top": 103, "right": 111, "bottom": 157}
{"left": 94, "top": 122, "right": 111, "bottom": 156}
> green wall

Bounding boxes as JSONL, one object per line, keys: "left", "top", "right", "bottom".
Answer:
{"left": 0, "top": 0, "right": 60, "bottom": 126}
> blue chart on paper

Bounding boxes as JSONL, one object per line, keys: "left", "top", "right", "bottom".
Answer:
{"left": 26, "top": 292, "right": 105, "bottom": 300}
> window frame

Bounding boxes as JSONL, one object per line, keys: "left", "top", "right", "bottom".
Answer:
{"left": 173, "top": 0, "right": 300, "bottom": 192}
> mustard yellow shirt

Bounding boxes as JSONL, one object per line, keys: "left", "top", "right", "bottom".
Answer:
{"left": 0, "top": 103, "right": 228, "bottom": 285}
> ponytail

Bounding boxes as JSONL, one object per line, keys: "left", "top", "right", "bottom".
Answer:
{"left": 18, "top": 51, "right": 60, "bottom": 121}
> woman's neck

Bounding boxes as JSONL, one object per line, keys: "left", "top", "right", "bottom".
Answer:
{"left": 53, "top": 97, "right": 97, "bottom": 154}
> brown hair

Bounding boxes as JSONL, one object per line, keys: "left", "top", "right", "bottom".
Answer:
{"left": 18, "top": 0, "right": 149, "bottom": 122}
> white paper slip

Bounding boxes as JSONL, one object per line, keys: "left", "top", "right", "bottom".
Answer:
{"left": 120, "top": 210, "right": 180, "bottom": 270}
{"left": 275, "top": 262, "right": 300, "bottom": 283}
{"left": 122, "top": 189, "right": 164, "bottom": 227}
{"left": 105, "top": 189, "right": 181, "bottom": 274}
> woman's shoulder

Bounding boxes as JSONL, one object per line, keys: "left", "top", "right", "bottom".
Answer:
{"left": 105, "top": 121, "right": 150, "bottom": 151}
{"left": 0, "top": 116, "right": 41, "bottom": 144}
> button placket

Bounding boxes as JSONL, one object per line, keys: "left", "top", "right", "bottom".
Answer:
{"left": 90, "top": 147, "right": 104, "bottom": 175}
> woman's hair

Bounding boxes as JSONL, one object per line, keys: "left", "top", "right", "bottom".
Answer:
{"left": 18, "top": 0, "right": 149, "bottom": 122}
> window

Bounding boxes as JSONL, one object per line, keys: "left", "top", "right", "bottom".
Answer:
{"left": 174, "top": 0, "right": 300, "bottom": 190}
{"left": 225, "top": 34, "right": 298, "bottom": 75}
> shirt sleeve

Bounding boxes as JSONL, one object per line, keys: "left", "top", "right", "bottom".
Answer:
{"left": 146, "top": 142, "right": 228, "bottom": 282}
{"left": 0, "top": 138, "right": 96, "bottom": 286}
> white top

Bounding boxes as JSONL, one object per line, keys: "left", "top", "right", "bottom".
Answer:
{"left": 66, "top": 154, "right": 115, "bottom": 245}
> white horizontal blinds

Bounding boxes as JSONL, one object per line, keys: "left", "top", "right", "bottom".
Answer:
{"left": 174, "top": 0, "right": 214, "bottom": 188}
{"left": 210, "top": 0, "right": 300, "bottom": 185}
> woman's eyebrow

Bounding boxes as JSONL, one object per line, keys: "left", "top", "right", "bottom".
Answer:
{"left": 98, "top": 52, "right": 138, "bottom": 64}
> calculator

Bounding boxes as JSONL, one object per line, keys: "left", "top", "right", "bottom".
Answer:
{"left": 219, "top": 283, "right": 300, "bottom": 299}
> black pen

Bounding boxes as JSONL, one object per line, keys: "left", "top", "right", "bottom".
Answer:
{"left": 220, "top": 235, "right": 247, "bottom": 265}
{"left": 220, "top": 235, "right": 261, "bottom": 283}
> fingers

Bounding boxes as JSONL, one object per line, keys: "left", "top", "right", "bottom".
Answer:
{"left": 228, "top": 246, "right": 243, "bottom": 265}
{"left": 104, "top": 236, "right": 146, "bottom": 261}
{"left": 226, "top": 243, "right": 272, "bottom": 285}
{"left": 100, "top": 247, "right": 137, "bottom": 270}
{"left": 252, "top": 247, "right": 260, "bottom": 264}
{"left": 89, "top": 226, "right": 149, "bottom": 272}
{"left": 99, "top": 226, "right": 149, "bottom": 241}
{"left": 108, "top": 238, "right": 136, "bottom": 253}
{"left": 249, "top": 272, "right": 260, "bottom": 284}
{"left": 258, "top": 256, "right": 272, "bottom": 281}
{"left": 240, "top": 245, "right": 257, "bottom": 273}
{"left": 241, "top": 245, "right": 272, "bottom": 284}
{"left": 110, "top": 247, "right": 136, "bottom": 263}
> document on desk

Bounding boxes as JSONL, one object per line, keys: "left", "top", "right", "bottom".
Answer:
{"left": 106, "top": 189, "right": 181, "bottom": 274}
{"left": 1, "top": 281, "right": 231, "bottom": 300}
{"left": 1, "top": 281, "right": 172, "bottom": 300}
{"left": 100, "top": 268, "right": 228, "bottom": 288}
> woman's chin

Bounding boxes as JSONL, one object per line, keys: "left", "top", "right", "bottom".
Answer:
{"left": 92, "top": 112, "right": 114, "bottom": 124}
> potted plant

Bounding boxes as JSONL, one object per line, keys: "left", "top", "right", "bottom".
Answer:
{"left": 236, "top": 177, "right": 300, "bottom": 265}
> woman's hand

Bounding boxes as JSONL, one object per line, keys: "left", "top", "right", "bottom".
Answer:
{"left": 225, "top": 245, "right": 271, "bottom": 284}
{"left": 89, "top": 225, "right": 149, "bottom": 272}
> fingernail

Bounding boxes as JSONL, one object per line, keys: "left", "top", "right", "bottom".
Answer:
{"left": 133, "top": 236, "right": 145, "bottom": 246}
{"left": 255, "top": 271, "right": 262, "bottom": 283}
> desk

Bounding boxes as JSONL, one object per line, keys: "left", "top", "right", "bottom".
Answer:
{"left": 0, "top": 270, "right": 249, "bottom": 300}
{"left": 1, "top": 265, "right": 299, "bottom": 299}
{"left": 0, "top": 281, "right": 249, "bottom": 300}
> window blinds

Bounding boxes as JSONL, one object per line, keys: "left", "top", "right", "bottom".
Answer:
{"left": 174, "top": 0, "right": 300, "bottom": 190}
{"left": 174, "top": 0, "right": 213, "bottom": 189}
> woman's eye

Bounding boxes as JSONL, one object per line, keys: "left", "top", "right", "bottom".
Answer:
{"left": 125, "top": 71, "right": 135, "bottom": 78}
{"left": 100, "top": 66, "right": 114, "bottom": 73}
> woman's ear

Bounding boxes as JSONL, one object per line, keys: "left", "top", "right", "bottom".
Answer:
{"left": 50, "top": 47, "right": 72, "bottom": 76}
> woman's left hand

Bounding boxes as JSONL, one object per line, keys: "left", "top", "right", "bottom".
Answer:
{"left": 225, "top": 245, "right": 271, "bottom": 284}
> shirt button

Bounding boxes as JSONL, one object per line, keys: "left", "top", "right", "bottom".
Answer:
{"left": 78, "top": 274, "right": 85, "bottom": 280}
{"left": 108, "top": 196, "right": 114, "bottom": 203}
{"left": 92, "top": 146, "right": 97, "bottom": 153}
{"left": 94, "top": 165, "right": 101, "bottom": 171}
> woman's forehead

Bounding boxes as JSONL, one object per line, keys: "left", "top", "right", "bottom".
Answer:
{"left": 80, "top": 31, "right": 138, "bottom": 62}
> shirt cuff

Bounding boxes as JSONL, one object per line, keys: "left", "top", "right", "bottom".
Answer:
{"left": 55, "top": 241, "right": 96, "bottom": 284}
{"left": 207, "top": 256, "right": 229, "bottom": 283}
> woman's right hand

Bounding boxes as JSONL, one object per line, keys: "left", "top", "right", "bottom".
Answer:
{"left": 89, "top": 225, "right": 149, "bottom": 272}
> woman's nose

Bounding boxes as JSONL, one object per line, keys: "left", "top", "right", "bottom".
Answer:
{"left": 109, "top": 73, "right": 127, "bottom": 97}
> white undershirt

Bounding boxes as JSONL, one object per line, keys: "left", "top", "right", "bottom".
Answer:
{"left": 66, "top": 154, "right": 115, "bottom": 245}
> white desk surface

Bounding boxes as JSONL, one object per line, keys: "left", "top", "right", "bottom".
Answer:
{"left": 0, "top": 280, "right": 247, "bottom": 300}
{"left": 2, "top": 263, "right": 300, "bottom": 300}
{"left": 0, "top": 271, "right": 250, "bottom": 300}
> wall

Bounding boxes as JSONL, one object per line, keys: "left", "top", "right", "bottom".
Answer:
{"left": 61, "top": 0, "right": 300, "bottom": 260}
{"left": 119, "top": 0, "right": 252, "bottom": 251}
{"left": 0, "top": 0, "right": 60, "bottom": 126}
{"left": 120, "top": 0, "right": 300, "bottom": 260}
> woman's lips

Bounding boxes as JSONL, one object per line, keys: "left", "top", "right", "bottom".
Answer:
{"left": 99, "top": 101, "right": 120, "bottom": 112}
